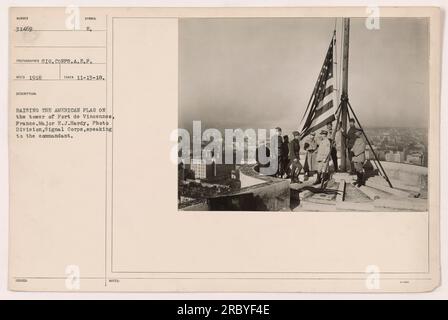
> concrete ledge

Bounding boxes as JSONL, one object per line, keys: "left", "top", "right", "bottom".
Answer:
{"left": 207, "top": 165, "right": 291, "bottom": 211}
{"left": 208, "top": 179, "right": 290, "bottom": 211}
{"left": 373, "top": 198, "right": 427, "bottom": 211}
{"left": 359, "top": 185, "right": 381, "bottom": 200}
{"left": 366, "top": 181, "right": 412, "bottom": 198}
{"left": 335, "top": 201, "right": 376, "bottom": 211}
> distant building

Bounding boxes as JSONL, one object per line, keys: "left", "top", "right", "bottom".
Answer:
{"left": 396, "top": 151, "right": 405, "bottom": 163}
{"left": 191, "top": 159, "right": 236, "bottom": 182}
{"left": 365, "top": 146, "right": 380, "bottom": 161}
{"left": 406, "top": 153, "right": 423, "bottom": 166}
{"left": 385, "top": 151, "right": 404, "bottom": 163}
{"left": 214, "top": 163, "right": 236, "bottom": 180}
{"left": 191, "top": 160, "right": 213, "bottom": 180}
{"left": 385, "top": 151, "right": 394, "bottom": 162}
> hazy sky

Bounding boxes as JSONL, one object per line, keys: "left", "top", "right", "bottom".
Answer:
{"left": 179, "top": 18, "right": 429, "bottom": 134}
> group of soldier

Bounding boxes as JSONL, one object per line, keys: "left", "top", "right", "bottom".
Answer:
{"left": 272, "top": 119, "right": 367, "bottom": 187}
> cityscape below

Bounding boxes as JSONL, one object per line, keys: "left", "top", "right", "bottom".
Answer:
{"left": 178, "top": 127, "right": 428, "bottom": 209}
{"left": 363, "top": 127, "right": 427, "bottom": 167}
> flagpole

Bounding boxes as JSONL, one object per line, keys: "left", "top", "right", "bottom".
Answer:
{"left": 340, "top": 18, "right": 350, "bottom": 172}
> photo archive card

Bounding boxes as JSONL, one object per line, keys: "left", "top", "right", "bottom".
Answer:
{"left": 8, "top": 6, "right": 441, "bottom": 292}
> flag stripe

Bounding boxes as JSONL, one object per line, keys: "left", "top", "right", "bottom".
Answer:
{"left": 309, "top": 105, "right": 334, "bottom": 129}
{"left": 306, "top": 114, "right": 335, "bottom": 135}
{"left": 316, "top": 85, "right": 334, "bottom": 105}
{"left": 313, "top": 99, "right": 333, "bottom": 119}
{"left": 316, "top": 85, "right": 334, "bottom": 109}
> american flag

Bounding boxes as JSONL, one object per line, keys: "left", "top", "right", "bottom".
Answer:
{"left": 299, "top": 35, "right": 338, "bottom": 138}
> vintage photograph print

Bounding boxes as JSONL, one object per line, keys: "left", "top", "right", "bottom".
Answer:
{"left": 177, "top": 17, "right": 429, "bottom": 212}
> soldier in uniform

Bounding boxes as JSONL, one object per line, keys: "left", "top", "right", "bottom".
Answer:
{"left": 282, "top": 135, "right": 290, "bottom": 178}
{"left": 271, "top": 127, "right": 284, "bottom": 177}
{"left": 326, "top": 122, "right": 338, "bottom": 172}
{"left": 303, "top": 132, "right": 318, "bottom": 180}
{"left": 314, "top": 130, "right": 331, "bottom": 185}
{"left": 288, "top": 131, "right": 302, "bottom": 183}
{"left": 344, "top": 118, "right": 358, "bottom": 174}
{"left": 351, "top": 129, "right": 367, "bottom": 187}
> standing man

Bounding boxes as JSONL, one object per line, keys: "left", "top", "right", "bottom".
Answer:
{"left": 289, "top": 131, "right": 302, "bottom": 183}
{"left": 314, "top": 130, "right": 331, "bottom": 185}
{"left": 345, "top": 118, "right": 358, "bottom": 174}
{"left": 282, "top": 135, "right": 290, "bottom": 178}
{"left": 303, "top": 132, "right": 318, "bottom": 180}
{"left": 351, "top": 129, "right": 366, "bottom": 187}
{"left": 326, "top": 122, "right": 339, "bottom": 172}
{"left": 271, "top": 127, "right": 284, "bottom": 177}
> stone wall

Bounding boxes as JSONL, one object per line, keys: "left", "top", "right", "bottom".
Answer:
{"left": 208, "top": 164, "right": 290, "bottom": 211}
